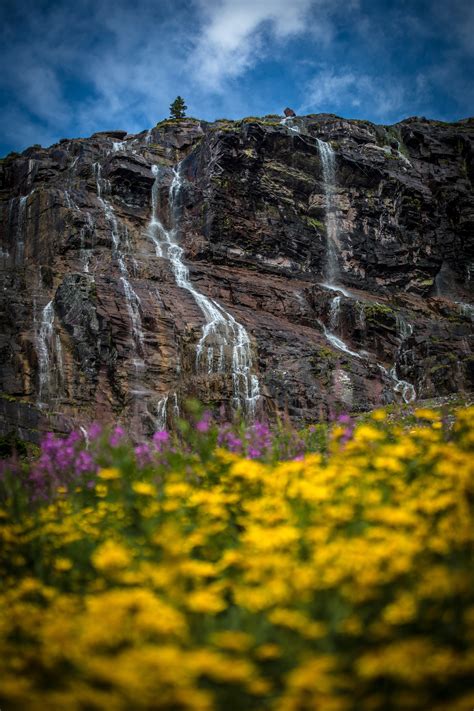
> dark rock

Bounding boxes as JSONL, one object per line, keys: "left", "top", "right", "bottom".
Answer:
{"left": 0, "top": 113, "right": 473, "bottom": 436}
{"left": 91, "top": 130, "right": 128, "bottom": 139}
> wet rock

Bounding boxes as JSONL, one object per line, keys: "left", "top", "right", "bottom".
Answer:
{"left": 0, "top": 113, "right": 472, "bottom": 436}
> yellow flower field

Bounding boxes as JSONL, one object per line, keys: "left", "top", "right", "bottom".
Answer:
{"left": 0, "top": 407, "right": 473, "bottom": 710}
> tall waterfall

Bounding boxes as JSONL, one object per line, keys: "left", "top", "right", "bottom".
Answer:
{"left": 316, "top": 139, "right": 340, "bottom": 286}
{"left": 147, "top": 163, "right": 260, "bottom": 417}
{"left": 10, "top": 193, "right": 33, "bottom": 265}
{"left": 390, "top": 315, "right": 416, "bottom": 402}
{"left": 94, "top": 163, "right": 144, "bottom": 357}
{"left": 36, "top": 300, "right": 64, "bottom": 407}
{"left": 279, "top": 119, "right": 417, "bottom": 405}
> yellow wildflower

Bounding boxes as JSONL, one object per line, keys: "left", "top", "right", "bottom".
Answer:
{"left": 97, "top": 467, "right": 121, "bottom": 480}
{"left": 92, "top": 540, "right": 131, "bottom": 573}
{"left": 132, "top": 481, "right": 156, "bottom": 496}
{"left": 54, "top": 558, "right": 73, "bottom": 572}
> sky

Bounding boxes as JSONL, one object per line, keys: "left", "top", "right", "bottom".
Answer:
{"left": 1, "top": 0, "right": 473, "bottom": 156}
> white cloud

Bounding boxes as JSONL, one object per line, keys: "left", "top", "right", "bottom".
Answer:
{"left": 300, "top": 68, "right": 426, "bottom": 121}
{"left": 189, "top": 0, "right": 317, "bottom": 89}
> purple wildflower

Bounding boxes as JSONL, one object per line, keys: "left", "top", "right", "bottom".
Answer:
{"left": 74, "top": 450, "right": 94, "bottom": 475}
{"left": 88, "top": 422, "right": 102, "bottom": 440}
{"left": 337, "top": 413, "right": 352, "bottom": 425}
{"left": 153, "top": 430, "right": 170, "bottom": 452}
{"left": 196, "top": 411, "right": 212, "bottom": 433}
{"left": 109, "top": 426, "right": 125, "bottom": 447}
{"left": 135, "top": 443, "right": 152, "bottom": 467}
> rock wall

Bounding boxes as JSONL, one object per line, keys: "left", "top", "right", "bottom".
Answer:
{"left": 0, "top": 114, "right": 473, "bottom": 440}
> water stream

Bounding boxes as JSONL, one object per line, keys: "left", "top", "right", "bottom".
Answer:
{"left": 147, "top": 163, "right": 260, "bottom": 417}
{"left": 280, "top": 120, "right": 417, "bottom": 403}
{"left": 36, "top": 300, "right": 64, "bottom": 407}
{"left": 11, "top": 192, "right": 34, "bottom": 265}
{"left": 94, "top": 162, "right": 145, "bottom": 357}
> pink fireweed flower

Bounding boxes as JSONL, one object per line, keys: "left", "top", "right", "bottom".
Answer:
{"left": 74, "top": 450, "right": 94, "bottom": 475}
{"left": 88, "top": 422, "right": 102, "bottom": 440}
{"left": 153, "top": 430, "right": 169, "bottom": 452}
{"left": 135, "top": 443, "right": 152, "bottom": 467}
{"left": 337, "top": 413, "right": 352, "bottom": 425}
{"left": 196, "top": 411, "right": 212, "bottom": 433}
{"left": 109, "top": 426, "right": 125, "bottom": 447}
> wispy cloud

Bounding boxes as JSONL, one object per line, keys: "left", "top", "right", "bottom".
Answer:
{"left": 0, "top": 0, "right": 471, "bottom": 155}
{"left": 301, "top": 67, "right": 430, "bottom": 122}
{"left": 189, "top": 0, "right": 317, "bottom": 89}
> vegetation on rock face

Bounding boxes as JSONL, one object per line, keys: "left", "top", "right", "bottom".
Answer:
{"left": 0, "top": 406, "right": 473, "bottom": 710}
{"left": 363, "top": 302, "right": 396, "bottom": 323}
{"left": 305, "top": 216, "right": 325, "bottom": 231}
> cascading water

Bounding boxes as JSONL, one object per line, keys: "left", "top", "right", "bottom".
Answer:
{"left": 456, "top": 301, "right": 474, "bottom": 321}
{"left": 280, "top": 121, "right": 364, "bottom": 363}
{"left": 11, "top": 193, "right": 33, "bottom": 265}
{"left": 64, "top": 188, "right": 93, "bottom": 272}
{"left": 294, "top": 125, "right": 416, "bottom": 402}
{"left": 155, "top": 395, "right": 168, "bottom": 430}
{"left": 147, "top": 163, "right": 260, "bottom": 417}
{"left": 36, "top": 300, "right": 64, "bottom": 407}
{"left": 94, "top": 162, "right": 144, "bottom": 356}
{"left": 390, "top": 315, "right": 416, "bottom": 402}
{"left": 280, "top": 117, "right": 301, "bottom": 134}
{"left": 329, "top": 295, "right": 341, "bottom": 331}
{"left": 316, "top": 139, "right": 341, "bottom": 287}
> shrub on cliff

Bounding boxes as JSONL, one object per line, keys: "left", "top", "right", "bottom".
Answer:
{"left": 169, "top": 95, "right": 187, "bottom": 119}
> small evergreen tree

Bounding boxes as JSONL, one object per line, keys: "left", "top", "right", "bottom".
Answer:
{"left": 169, "top": 96, "right": 187, "bottom": 120}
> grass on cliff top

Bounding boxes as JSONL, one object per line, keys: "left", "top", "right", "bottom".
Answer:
{"left": 0, "top": 402, "right": 473, "bottom": 710}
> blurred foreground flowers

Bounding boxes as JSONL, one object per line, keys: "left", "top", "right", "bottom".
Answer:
{"left": 0, "top": 407, "right": 473, "bottom": 710}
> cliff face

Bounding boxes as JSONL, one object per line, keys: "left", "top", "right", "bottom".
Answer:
{"left": 0, "top": 114, "right": 473, "bottom": 440}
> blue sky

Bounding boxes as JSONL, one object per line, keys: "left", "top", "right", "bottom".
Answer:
{"left": 1, "top": 0, "right": 473, "bottom": 156}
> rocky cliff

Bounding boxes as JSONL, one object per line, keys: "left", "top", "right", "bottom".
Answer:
{"left": 1, "top": 113, "right": 473, "bottom": 440}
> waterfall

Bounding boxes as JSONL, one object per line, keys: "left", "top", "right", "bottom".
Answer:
{"left": 329, "top": 295, "right": 341, "bottom": 331}
{"left": 155, "top": 395, "right": 168, "bottom": 430}
{"left": 389, "top": 367, "right": 416, "bottom": 403}
{"left": 94, "top": 163, "right": 144, "bottom": 357}
{"left": 316, "top": 139, "right": 341, "bottom": 286}
{"left": 318, "top": 294, "right": 363, "bottom": 359}
{"left": 280, "top": 117, "right": 301, "bottom": 134}
{"left": 147, "top": 163, "right": 260, "bottom": 417}
{"left": 279, "top": 121, "right": 416, "bottom": 405}
{"left": 11, "top": 194, "right": 32, "bottom": 265}
{"left": 278, "top": 122, "right": 342, "bottom": 287}
{"left": 36, "top": 300, "right": 64, "bottom": 407}
{"left": 456, "top": 302, "right": 474, "bottom": 321}
{"left": 64, "top": 188, "right": 93, "bottom": 272}
{"left": 391, "top": 314, "right": 416, "bottom": 402}
{"left": 321, "top": 323, "right": 363, "bottom": 360}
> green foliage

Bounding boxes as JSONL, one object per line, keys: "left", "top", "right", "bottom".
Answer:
{"left": 305, "top": 216, "right": 325, "bottom": 231}
{"left": 169, "top": 96, "right": 187, "bottom": 120}
{"left": 0, "top": 432, "right": 28, "bottom": 459}
{"left": 363, "top": 302, "right": 395, "bottom": 322}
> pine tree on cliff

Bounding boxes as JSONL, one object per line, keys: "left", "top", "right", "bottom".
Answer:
{"left": 169, "top": 96, "right": 187, "bottom": 119}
